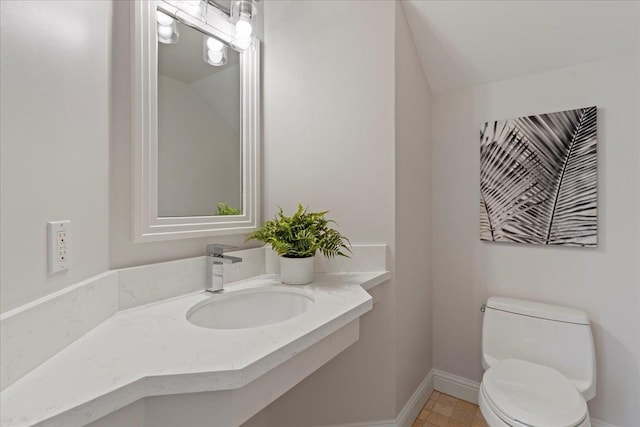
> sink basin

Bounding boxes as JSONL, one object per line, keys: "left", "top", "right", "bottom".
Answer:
{"left": 187, "top": 287, "right": 315, "bottom": 329}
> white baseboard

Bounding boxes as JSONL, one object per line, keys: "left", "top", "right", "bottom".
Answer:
{"left": 314, "top": 369, "right": 434, "bottom": 427}
{"left": 433, "top": 369, "right": 480, "bottom": 405}
{"left": 395, "top": 369, "right": 434, "bottom": 427}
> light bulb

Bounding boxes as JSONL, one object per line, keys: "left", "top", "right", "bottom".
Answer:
{"left": 235, "top": 18, "right": 253, "bottom": 38}
{"left": 232, "top": 37, "right": 251, "bottom": 51}
{"left": 182, "top": 0, "right": 202, "bottom": 14}
{"left": 207, "top": 37, "right": 224, "bottom": 52}
{"left": 156, "top": 10, "right": 173, "bottom": 26}
{"left": 158, "top": 25, "right": 174, "bottom": 40}
{"left": 208, "top": 50, "right": 224, "bottom": 64}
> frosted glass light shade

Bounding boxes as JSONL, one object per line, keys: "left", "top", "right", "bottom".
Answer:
{"left": 231, "top": 37, "right": 251, "bottom": 51}
{"left": 173, "top": 0, "right": 206, "bottom": 25}
{"left": 230, "top": 0, "right": 256, "bottom": 51}
{"left": 156, "top": 10, "right": 174, "bottom": 26}
{"left": 157, "top": 21, "right": 179, "bottom": 44}
{"left": 207, "top": 37, "right": 224, "bottom": 52}
{"left": 235, "top": 18, "right": 253, "bottom": 38}
{"left": 203, "top": 36, "right": 228, "bottom": 66}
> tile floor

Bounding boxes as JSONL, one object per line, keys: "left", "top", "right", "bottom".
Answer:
{"left": 412, "top": 391, "right": 487, "bottom": 427}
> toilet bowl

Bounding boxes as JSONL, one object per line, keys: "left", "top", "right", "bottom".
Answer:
{"left": 480, "top": 297, "right": 596, "bottom": 427}
{"left": 478, "top": 359, "right": 590, "bottom": 427}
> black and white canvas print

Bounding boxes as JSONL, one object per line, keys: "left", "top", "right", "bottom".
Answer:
{"left": 480, "top": 106, "right": 598, "bottom": 247}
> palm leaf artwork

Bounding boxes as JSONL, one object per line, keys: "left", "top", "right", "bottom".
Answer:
{"left": 480, "top": 106, "right": 597, "bottom": 247}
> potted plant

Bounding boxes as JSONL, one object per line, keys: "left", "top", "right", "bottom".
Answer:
{"left": 247, "top": 204, "right": 351, "bottom": 285}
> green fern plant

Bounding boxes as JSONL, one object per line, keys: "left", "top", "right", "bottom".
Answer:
{"left": 247, "top": 204, "right": 351, "bottom": 259}
{"left": 216, "top": 202, "right": 241, "bottom": 216}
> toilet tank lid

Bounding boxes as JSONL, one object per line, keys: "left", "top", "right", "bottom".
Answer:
{"left": 486, "top": 297, "right": 590, "bottom": 325}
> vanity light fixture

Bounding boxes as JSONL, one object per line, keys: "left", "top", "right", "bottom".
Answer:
{"left": 166, "top": 0, "right": 207, "bottom": 26}
{"left": 203, "top": 36, "right": 228, "bottom": 66}
{"left": 230, "top": 0, "right": 257, "bottom": 51}
{"left": 156, "top": 10, "right": 179, "bottom": 44}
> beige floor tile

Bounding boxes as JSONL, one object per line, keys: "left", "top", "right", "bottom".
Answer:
{"left": 472, "top": 409, "right": 487, "bottom": 427}
{"left": 450, "top": 407, "right": 475, "bottom": 424}
{"left": 436, "top": 393, "right": 458, "bottom": 407}
{"left": 413, "top": 391, "right": 485, "bottom": 427}
{"left": 454, "top": 400, "right": 477, "bottom": 412}
{"left": 432, "top": 402, "right": 454, "bottom": 417}
{"left": 418, "top": 408, "right": 431, "bottom": 420}
{"left": 427, "top": 412, "right": 450, "bottom": 427}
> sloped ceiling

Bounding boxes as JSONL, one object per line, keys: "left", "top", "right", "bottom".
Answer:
{"left": 401, "top": 0, "right": 640, "bottom": 94}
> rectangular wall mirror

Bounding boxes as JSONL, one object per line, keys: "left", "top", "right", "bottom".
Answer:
{"left": 132, "top": 0, "right": 260, "bottom": 242}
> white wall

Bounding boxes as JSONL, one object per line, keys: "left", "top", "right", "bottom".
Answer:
{"left": 0, "top": 0, "right": 111, "bottom": 313}
{"left": 258, "top": 1, "right": 398, "bottom": 424}
{"left": 157, "top": 74, "right": 241, "bottom": 217}
{"left": 431, "top": 53, "right": 640, "bottom": 425}
{"left": 394, "top": 2, "right": 433, "bottom": 413}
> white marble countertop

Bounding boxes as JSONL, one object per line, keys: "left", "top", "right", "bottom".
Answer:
{"left": 1, "top": 272, "right": 390, "bottom": 427}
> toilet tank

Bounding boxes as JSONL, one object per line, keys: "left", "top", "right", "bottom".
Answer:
{"left": 482, "top": 297, "right": 596, "bottom": 400}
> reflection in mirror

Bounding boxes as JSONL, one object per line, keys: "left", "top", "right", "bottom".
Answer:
{"left": 157, "top": 22, "right": 242, "bottom": 217}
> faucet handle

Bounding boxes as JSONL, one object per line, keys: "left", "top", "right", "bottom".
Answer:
{"left": 207, "top": 244, "right": 237, "bottom": 256}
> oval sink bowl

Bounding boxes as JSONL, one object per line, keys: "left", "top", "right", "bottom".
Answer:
{"left": 187, "top": 288, "right": 315, "bottom": 330}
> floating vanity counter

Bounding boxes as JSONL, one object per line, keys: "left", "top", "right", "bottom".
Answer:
{"left": 1, "top": 271, "right": 390, "bottom": 427}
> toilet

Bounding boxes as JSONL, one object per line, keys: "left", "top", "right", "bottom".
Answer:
{"left": 479, "top": 297, "right": 596, "bottom": 427}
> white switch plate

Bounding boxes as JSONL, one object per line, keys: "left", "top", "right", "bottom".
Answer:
{"left": 48, "top": 220, "right": 71, "bottom": 274}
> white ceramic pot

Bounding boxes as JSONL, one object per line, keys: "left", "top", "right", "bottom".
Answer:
{"left": 279, "top": 256, "right": 314, "bottom": 285}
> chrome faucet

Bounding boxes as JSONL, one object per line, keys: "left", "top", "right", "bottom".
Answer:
{"left": 206, "top": 244, "right": 243, "bottom": 293}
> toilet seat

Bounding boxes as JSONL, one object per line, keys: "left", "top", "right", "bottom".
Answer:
{"left": 481, "top": 359, "right": 588, "bottom": 427}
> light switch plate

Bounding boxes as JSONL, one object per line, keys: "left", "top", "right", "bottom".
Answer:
{"left": 48, "top": 220, "right": 71, "bottom": 274}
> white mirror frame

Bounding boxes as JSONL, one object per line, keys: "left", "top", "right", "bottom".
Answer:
{"left": 132, "top": 0, "right": 260, "bottom": 242}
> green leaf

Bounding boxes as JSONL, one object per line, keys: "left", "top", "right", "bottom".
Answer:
{"left": 246, "top": 204, "right": 351, "bottom": 258}
{"left": 215, "top": 202, "right": 241, "bottom": 216}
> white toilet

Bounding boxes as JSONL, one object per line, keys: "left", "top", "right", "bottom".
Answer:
{"left": 479, "top": 297, "right": 596, "bottom": 427}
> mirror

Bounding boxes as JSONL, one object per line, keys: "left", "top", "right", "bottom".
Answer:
{"left": 157, "top": 23, "right": 242, "bottom": 217}
{"left": 132, "top": 0, "right": 260, "bottom": 242}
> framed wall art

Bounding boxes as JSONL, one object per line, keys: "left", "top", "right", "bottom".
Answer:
{"left": 480, "top": 106, "right": 598, "bottom": 247}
